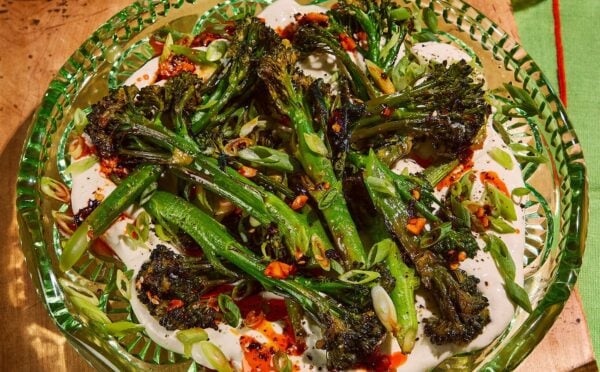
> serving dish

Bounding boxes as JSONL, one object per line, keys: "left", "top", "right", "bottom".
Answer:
{"left": 15, "top": 0, "right": 587, "bottom": 370}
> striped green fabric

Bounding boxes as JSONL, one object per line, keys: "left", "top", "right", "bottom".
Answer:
{"left": 515, "top": 0, "right": 600, "bottom": 361}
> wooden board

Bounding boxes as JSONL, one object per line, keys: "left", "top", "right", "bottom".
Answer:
{"left": 0, "top": 0, "right": 594, "bottom": 370}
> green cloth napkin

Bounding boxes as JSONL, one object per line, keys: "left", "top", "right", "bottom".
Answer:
{"left": 515, "top": 0, "right": 600, "bottom": 360}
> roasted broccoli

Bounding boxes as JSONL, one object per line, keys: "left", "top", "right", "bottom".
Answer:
{"left": 191, "top": 18, "right": 279, "bottom": 133}
{"left": 258, "top": 42, "right": 368, "bottom": 268}
{"left": 351, "top": 61, "right": 491, "bottom": 160}
{"left": 146, "top": 191, "right": 387, "bottom": 369}
{"left": 359, "top": 151, "right": 490, "bottom": 345}
{"left": 135, "top": 245, "right": 229, "bottom": 330}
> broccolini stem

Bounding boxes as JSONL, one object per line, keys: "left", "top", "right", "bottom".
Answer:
{"left": 289, "top": 106, "right": 368, "bottom": 267}
{"left": 366, "top": 219, "right": 418, "bottom": 353}
{"left": 130, "top": 123, "right": 334, "bottom": 260}
{"left": 145, "top": 191, "right": 343, "bottom": 324}
{"left": 60, "top": 164, "right": 162, "bottom": 271}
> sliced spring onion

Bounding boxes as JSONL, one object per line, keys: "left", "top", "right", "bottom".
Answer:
{"left": 238, "top": 146, "right": 294, "bottom": 172}
{"left": 367, "top": 239, "right": 394, "bottom": 268}
{"left": 199, "top": 341, "right": 234, "bottom": 372}
{"left": 511, "top": 187, "right": 530, "bottom": 198}
{"left": 176, "top": 328, "right": 209, "bottom": 358}
{"left": 120, "top": 234, "right": 149, "bottom": 251}
{"left": 154, "top": 224, "right": 172, "bottom": 242}
{"left": 206, "top": 39, "right": 228, "bottom": 62}
{"left": 317, "top": 181, "right": 341, "bottom": 210}
{"left": 72, "top": 108, "right": 89, "bottom": 135}
{"left": 116, "top": 269, "right": 131, "bottom": 300}
{"left": 486, "top": 183, "right": 517, "bottom": 221}
{"left": 41, "top": 177, "right": 70, "bottom": 203}
{"left": 311, "top": 234, "right": 331, "bottom": 271}
{"left": 70, "top": 296, "right": 111, "bottom": 324}
{"left": 139, "top": 181, "right": 158, "bottom": 206}
{"left": 59, "top": 278, "right": 99, "bottom": 306}
{"left": 488, "top": 216, "right": 516, "bottom": 234}
{"left": 371, "top": 285, "right": 399, "bottom": 333}
{"left": 504, "top": 280, "right": 533, "bottom": 313}
{"left": 65, "top": 156, "right": 97, "bottom": 176}
{"left": 503, "top": 83, "right": 539, "bottom": 117}
{"left": 170, "top": 44, "right": 208, "bottom": 64}
{"left": 484, "top": 234, "right": 516, "bottom": 281}
{"left": 390, "top": 7, "right": 411, "bottom": 21}
{"left": 450, "top": 197, "right": 472, "bottom": 229}
{"left": 52, "top": 210, "right": 75, "bottom": 237}
{"left": 380, "top": 32, "right": 401, "bottom": 62}
{"left": 330, "top": 259, "right": 345, "bottom": 275}
{"left": 509, "top": 143, "right": 548, "bottom": 164}
{"left": 487, "top": 147, "right": 514, "bottom": 170}
{"left": 339, "top": 270, "right": 380, "bottom": 285}
{"left": 232, "top": 280, "right": 257, "bottom": 301}
{"left": 160, "top": 33, "right": 174, "bottom": 64}
{"left": 217, "top": 294, "right": 241, "bottom": 328}
{"left": 135, "top": 211, "right": 151, "bottom": 242}
{"left": 485, "top": 235, "right": 532, "bottom": 312}
{"left": 303, "top": 133, "right": 329, "bottom": 156}
{"left": 422, "top": 8, "right": 438, "bottom": 33}
{"left": 103, "top": 321, "right": 144, "bottom": 337}
{"left": 365, "top": 176, "right": 396, "bottom": 197}
{"left": 419, "top": 222, "right": 453, "bottom": 248}
{"left": 239, "top": 116, "right": 267, "bottom": 137}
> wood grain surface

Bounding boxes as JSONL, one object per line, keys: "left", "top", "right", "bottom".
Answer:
{"left": 0, "top": 0, "right": 594, "bottom": 371}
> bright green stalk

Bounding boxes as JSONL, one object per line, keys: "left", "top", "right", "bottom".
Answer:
{"left": 60, "top": 165, "right": 162, "bottom": 271}
{"left": 367, "top": 220, "right": 418, "bottom": 353}
{"left": 145, "top": 191, "right": 341, "bottom": 321}
{"left": 258, "top": 45, "right": 368, "bottom": 267}
{"left": 131, "top": 123, "right": 334, "bottom": 260}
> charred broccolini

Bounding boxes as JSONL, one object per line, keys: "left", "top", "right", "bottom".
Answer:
{"left": 352, "top": 60, "right": 491, "bottom": 160}
{"left": 258, "top": 43, "right": 368, "bottom": 268}
{"left": 146, "top": 191, "right": 387, "bottom": 369}
{"left": 136, "top": 245, "right": 228, "bottom": 330}
{"left": 57, "top": 2, "right": 525, "bottom": 368}
{"left": 359, "top": 151, "right": 490, "bottom": 344}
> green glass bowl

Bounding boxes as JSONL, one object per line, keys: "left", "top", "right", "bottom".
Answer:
{"left": 16, "top": 0, "right": 588, "bottom": 370}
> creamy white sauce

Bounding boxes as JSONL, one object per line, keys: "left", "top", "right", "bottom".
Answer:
{"left": 390, "top": 114, "right": 526, "bottom": 371}
{"left": 67, "top": 2, "right": 529, "bottom": 370}
{"left": 412, "top": 42, "right": 472, "bottom": 65}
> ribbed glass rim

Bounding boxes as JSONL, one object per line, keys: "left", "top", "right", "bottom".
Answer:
{"left": 16, "top": 0, "right": 588, "bottom": 370}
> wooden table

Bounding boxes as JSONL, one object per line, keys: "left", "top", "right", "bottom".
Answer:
{"left": 0, "top": 0, "right": 595, "bottom": 370}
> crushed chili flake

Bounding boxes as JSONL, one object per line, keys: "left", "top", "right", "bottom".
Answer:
{"left": 290, "top": 194, "right": 309, "bottom": 210}
{"left": 157, "top": 54, "right": 196, "bottom": 81}
{"left": 411, "top": 188, "right": 421, "bottom": 200}
{"left": 264, "top": 261, "right": 295, "bottom": 279}
{"left": 167, "top": 299, "right": 184, "bottom": 311}
{"left": 339, "top": 32, "right": 357, "bottom": 51}
{"left": 238, "top": 166, "right": 258, "bottom": 178}
{"left": 192, "top": 31, "right": 223, "bottom": 47}
{"left": 380, "top": 106, "right": 395, "bottom": 118}
{"left": 480, "top": 171, "right": 510, "bottom": 196}
{"left": 100, "top": 157, "right": 129, "bottom": 178}
{"left": 406, "top": 217, "right": 427, "bottom": 235}
{"left": 436, "top": 153, "right": 475, "bottom": 190}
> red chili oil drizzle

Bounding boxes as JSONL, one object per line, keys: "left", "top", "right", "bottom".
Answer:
{"left": 357, "top": 348, "right": 408, "bottom": 372}
{"left": 200, "top": 284, "right": 234, "bottom": 299}
{"left": 479, "top": 170, "right": 509, "bottom": 196}
{"left": 91, "top": 239, "right": 116, "bottom": 258}
{"left": 435, "top": 150, "right": 474, "bottom": 190}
